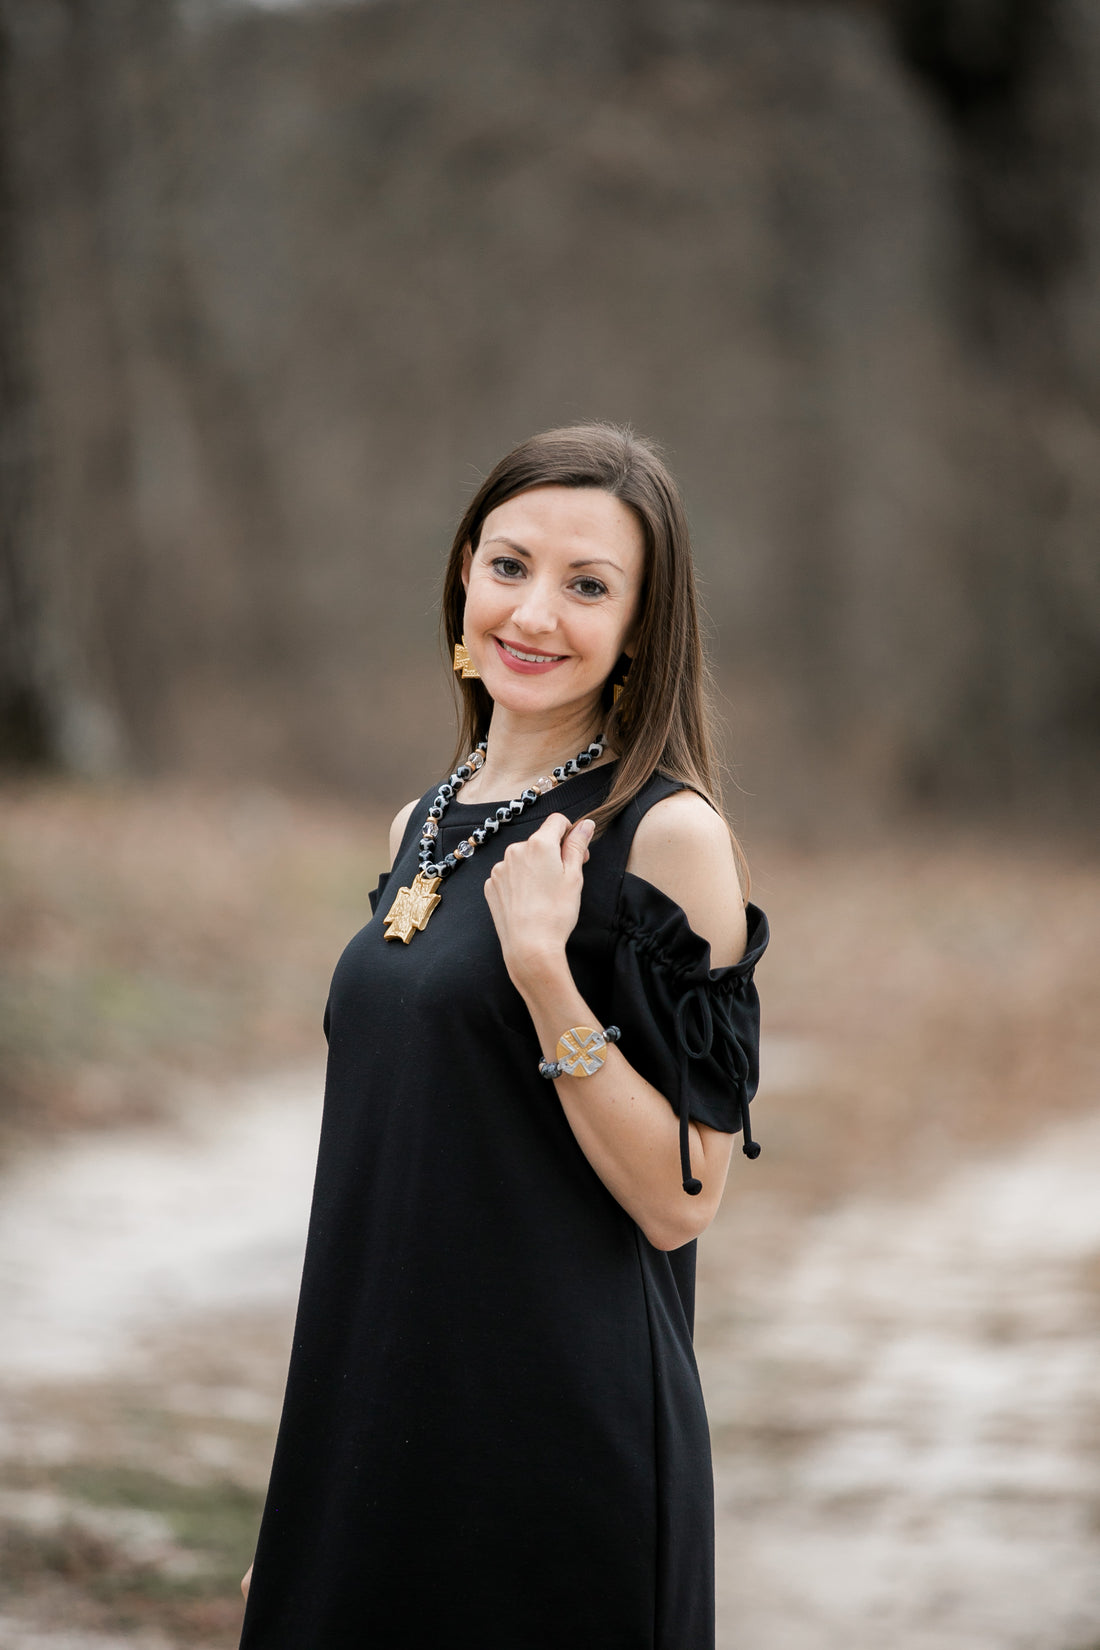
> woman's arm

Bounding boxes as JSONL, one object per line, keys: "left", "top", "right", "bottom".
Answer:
{"left": 483, "top": 792, "right": 747, "bottom": 1251}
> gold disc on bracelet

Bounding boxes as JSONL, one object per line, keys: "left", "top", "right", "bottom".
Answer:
{"left": 555, "top": 1026, "right": 609, "bottom": 1077}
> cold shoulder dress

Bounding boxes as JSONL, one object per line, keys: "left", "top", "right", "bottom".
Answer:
{"left": 239, "top": 762, "right": 768, "bottom": 1650}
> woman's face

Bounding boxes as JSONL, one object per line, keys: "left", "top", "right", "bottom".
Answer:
{"left": 460, "top": 485, "right": 644, "bottom": 725}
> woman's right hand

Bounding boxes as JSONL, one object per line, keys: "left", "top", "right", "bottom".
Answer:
{"left": 241, "top": 1561, "right": 253, "bottom": 1601}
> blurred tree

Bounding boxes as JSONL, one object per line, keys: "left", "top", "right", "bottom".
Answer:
{"left": 1, "top": 0, "right": 1097, "bottom": 826}
{"left": 1, "top": 0, "right": 143, "bottom": 774}
{"left": 0, "top": 14, "right": 49, "bottom": 765}
{"left": 112, "top": 0, "right": 300, "bottom": 680}
{"left": 886, "top": 0, "right": 1100, "bottom": 811}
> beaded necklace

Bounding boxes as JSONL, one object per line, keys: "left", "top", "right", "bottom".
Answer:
{"left": 383, "top": 734, "right": 606, "bottom": 943}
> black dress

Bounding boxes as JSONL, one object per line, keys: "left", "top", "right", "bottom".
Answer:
{"left": 239, "top": 762, "right": 768, "bottom": 1650}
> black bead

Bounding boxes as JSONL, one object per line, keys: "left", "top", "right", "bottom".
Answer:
{"left": 440, "top": 784, "right": 454, "bottom": 800}
{"left": 456, "top": 765, "right": 471, "bottom": 780}
{"left": 443, "top": 854, "right": 457, "bottom": 869}
{"left": 576, "top": 753, "right": 591, "bottom": 767}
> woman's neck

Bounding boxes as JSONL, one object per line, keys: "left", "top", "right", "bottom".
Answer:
{"left": 462, "top": 703, "right": 611, "bottom": 802}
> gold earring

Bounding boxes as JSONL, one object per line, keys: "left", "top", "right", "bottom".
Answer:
{"left": 612, "top": 660, "right": 632, "bottom": 703}
{"left": 453, "top": 636, "right": 481, "bottom": 679}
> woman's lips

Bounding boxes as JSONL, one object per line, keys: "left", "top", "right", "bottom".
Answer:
{"left": 492, "top": 636, "right": 568, "bottom": 674}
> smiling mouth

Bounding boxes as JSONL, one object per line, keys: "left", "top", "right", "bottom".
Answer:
{"left": 496, "top": 639, "right": 567, "bottom": 664}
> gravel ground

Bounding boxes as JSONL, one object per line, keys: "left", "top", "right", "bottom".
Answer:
{"left": 0, "top": 1067, "right": 1097, "bottom": 1649}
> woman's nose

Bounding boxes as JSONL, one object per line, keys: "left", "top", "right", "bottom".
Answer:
{"left": 509, "top": 581, "right": 558, "bottom": 634}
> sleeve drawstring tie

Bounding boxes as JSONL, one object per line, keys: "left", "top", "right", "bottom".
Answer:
{"left": 674, "top": 985, "right": 760, "bottom": 1195}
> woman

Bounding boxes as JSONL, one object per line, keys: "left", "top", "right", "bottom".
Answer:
{"left": 239, "top": 423, "right": 768, "bottom": 1650}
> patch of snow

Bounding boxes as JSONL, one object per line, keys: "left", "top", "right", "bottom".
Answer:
{"left": 0, "top": 1623, "right": 176, "bottom": 1650}
{"left": 0, "top": 1069, "right": 322, "bottom": 1381}
{"left": 709, "top": 1109, "right": 1100, "bottom": 1650}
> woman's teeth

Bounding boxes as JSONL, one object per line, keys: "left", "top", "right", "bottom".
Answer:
{"left": 500, "top": 641, "right": 564, "bottom": 663}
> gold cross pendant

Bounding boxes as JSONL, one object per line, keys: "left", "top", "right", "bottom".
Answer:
{"left": 383, "top": 872, "right": 443, "bottom": 943}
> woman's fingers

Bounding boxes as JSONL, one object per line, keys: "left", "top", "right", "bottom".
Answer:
{"left": 562, "top": 817, "right": 595, "bottom": 870}
{"left": 530, "top": 812, "right": 571, "bottom": 850}
{"left": 530, "top": 812, "right": 594, "bottom": 862}
{"left": 482, "top": 813, "right": 593, "bottom": 981}
{"left": 495, "top": 814, "right": 593, "bottom": 881}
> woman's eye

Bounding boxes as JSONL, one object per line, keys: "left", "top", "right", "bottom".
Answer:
{"left": 573, "top": 577, "right": 608, "bottom": 599}
{"left": 490, "top": 557, "right": 525, "bottom": 579}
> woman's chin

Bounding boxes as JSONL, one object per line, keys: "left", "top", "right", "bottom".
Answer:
{"left": 483, "top": 677, "right": 602, "bottom": 725}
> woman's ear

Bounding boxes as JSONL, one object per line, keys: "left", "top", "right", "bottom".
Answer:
{"left": 460, "top": 542, "right": 473, "bottom": 592}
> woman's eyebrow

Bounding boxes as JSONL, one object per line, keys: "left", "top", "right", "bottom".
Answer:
{"left": 481, "top": 536, "right": 532, "bottom": 557}
{"left": 481, "top": 536, "right": 624, "bottom": 574}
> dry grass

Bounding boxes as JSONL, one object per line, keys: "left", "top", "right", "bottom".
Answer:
{"left": 0, "top": 779, "right": 387, "bottom": 1152}
{"left": 737, "top": 831, "right": 1100, "bottom": 1206}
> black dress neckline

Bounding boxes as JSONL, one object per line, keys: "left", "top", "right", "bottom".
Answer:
{"left": 439, "top": 758, "right": 620, "bottom": 821}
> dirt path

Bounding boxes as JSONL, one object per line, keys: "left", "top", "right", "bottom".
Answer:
{"left": 0, "top": 1075, "right": 1098, "bottom": 1648}
{"left": 0, "top": 1071, "right": 321, "bottom": 1385}
{"left": 706, "top": 1109, "right": 1100, "bottom": 1650}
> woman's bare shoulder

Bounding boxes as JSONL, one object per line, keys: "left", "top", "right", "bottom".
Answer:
{"left": 388, "top": 798, "right": 421, "bottom": 865}
{"left": 625, "top": 789, "right": 747, "bottom": 967}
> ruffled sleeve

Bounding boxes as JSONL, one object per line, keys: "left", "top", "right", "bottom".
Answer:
{"left": 608, "top": 872, "right": 769, "bottom": 1194}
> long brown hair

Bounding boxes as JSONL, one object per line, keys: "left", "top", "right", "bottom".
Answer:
{"left": 440, "top": 423, "right": 747, "bottom": 887}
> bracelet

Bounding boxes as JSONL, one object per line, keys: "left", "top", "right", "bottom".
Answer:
{"left": 538, "top": 1024, "right": 621, "bottom": 1080}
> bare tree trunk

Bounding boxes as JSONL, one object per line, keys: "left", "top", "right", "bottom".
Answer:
{"left": 0, "top": 15, "right": 57, "bottom": 766}
{"left": 890, "top": 0, "right": 1100, "bottom": 812}
{"left": 119, "top": 0, "right": 299, "bottom": 678}
{"left": 0, "top": 0, "right": 145, "bottom": 774}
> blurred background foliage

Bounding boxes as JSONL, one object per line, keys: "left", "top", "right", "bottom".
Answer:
{"left": 2, "top": 0, "right": 1098, "bottom": 834}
